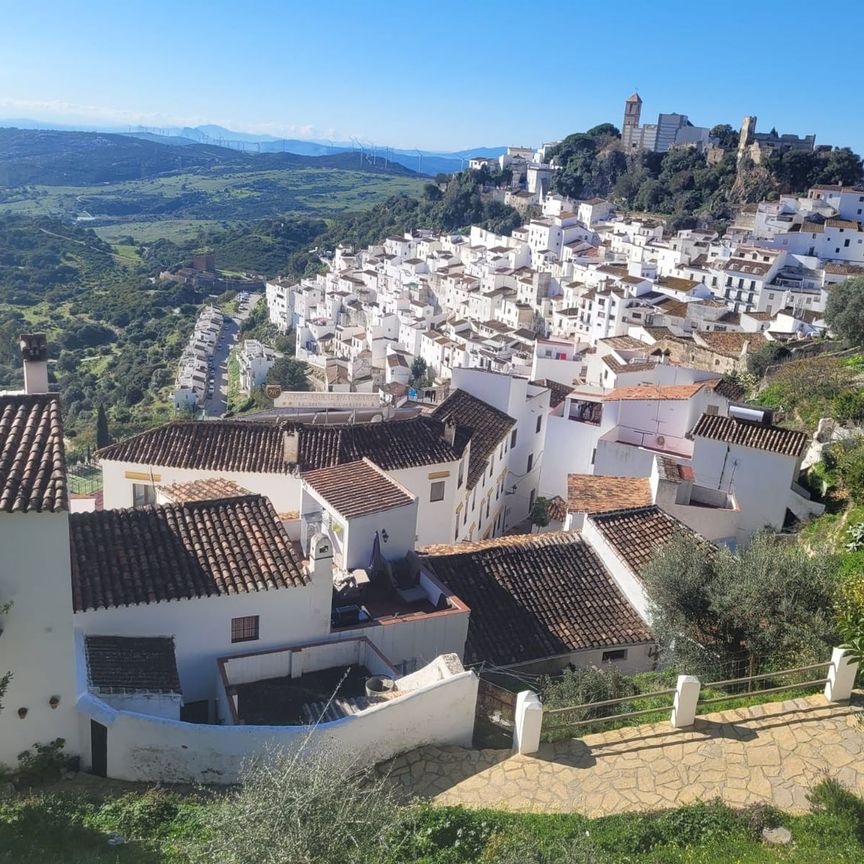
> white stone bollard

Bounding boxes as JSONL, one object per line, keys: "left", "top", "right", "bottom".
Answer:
{"left": 825, "top": 647, "right": 859, "bottom": 703}
{"left": 671, "top": 675, "right": 701, "bottom": 728}
{"left": 512, "top": 690, "right": 543, "bottom": 754}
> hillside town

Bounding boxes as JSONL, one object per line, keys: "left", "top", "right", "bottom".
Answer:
{"left": 2, "top": 92, "right": 864, "bottom": 857}
{"left": 265, "top": 103, "right": 855, "bottom": 409}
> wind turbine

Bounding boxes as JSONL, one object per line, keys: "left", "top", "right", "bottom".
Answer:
{"left": 415, "top": 149, "right": 423, "bottom": 174}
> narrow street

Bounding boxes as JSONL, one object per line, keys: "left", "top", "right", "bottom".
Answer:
{"left": 202, "top": 292, "right": 260, "bottom": 417}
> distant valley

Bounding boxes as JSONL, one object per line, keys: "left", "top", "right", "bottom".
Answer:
{"left": 0, "top": 126, "right": 428, "bottom": 242}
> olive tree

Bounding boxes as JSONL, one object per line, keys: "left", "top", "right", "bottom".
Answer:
{"left": 642, "top": 532, "right": 838, "bottom": 679}
{"left": 825, "top": 276, "right": 864, "bottom": 347}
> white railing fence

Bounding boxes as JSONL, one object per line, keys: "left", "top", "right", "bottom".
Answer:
{"left": 512, "top": 647, "right": 859, "bottom": 755}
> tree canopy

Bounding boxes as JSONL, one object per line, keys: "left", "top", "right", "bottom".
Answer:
{"left": 825, "top": 277, "right": 864, "bottom": 347}
{"left": 267, "top": 357, "right": 310, "bottom": 392}
{"left": 642, "top": 532, "right": 838, "bottom": 679}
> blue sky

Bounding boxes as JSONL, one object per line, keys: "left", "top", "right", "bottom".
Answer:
{"left": 1, "top": 0, "right": 861, "bottom": 153}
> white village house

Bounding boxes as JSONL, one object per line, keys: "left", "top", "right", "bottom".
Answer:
{"left": 2, "top": 337, "right": 668, "bottom": 783}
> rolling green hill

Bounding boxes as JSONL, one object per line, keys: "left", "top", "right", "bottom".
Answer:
{"left": 0, "top": 127, "right": 419, "bottom": 185}
{"left": 0, "top": 127, "right": 427, "bottom": 242}
{"left": 0, "top": 214, "right": 221, "bottom": 447}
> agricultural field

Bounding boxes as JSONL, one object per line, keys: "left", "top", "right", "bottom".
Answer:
{"left": 0, "top": 168, "right": 426, "bottom": 241}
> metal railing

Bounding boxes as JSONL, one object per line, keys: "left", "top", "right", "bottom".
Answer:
{"left": 542, "top": 687, "right": 676, "bottom": 731}
{"left": 697, "top": 661, "right": 832, "bottom": 707}
{"left": 538, "top": 660, "right": 835, "bottom": 735}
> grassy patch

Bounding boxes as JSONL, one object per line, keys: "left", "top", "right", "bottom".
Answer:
{"left": 1, "top": 169, "right": 426, "bottom": 239}
{"left": 5, "top": 777, "right": 864, "bottom": 863}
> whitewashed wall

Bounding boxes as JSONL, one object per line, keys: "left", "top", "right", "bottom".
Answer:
{"left": 0, "top": 513, "right": 81, "bottom": 767}
{"left": 388, "top": 460, "right": 463, "bottom": 547}
{"left": 100, "top": 460, "right": 302, "bottom": 514}
{"left": 333, "top": 599, "right": 470, "bottom": 674}
{"left": 74, "top": 573, "right": 332, "bottom": 705}
{"left": 691, "top": 439, "right": 799, "bottom": 543}
{"left": 76, "top": 659, "right": 479, "bottom": 783}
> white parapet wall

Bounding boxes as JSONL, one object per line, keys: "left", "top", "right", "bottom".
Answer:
{"left": 76, "top": 654, "right": 478, "bottom": 784}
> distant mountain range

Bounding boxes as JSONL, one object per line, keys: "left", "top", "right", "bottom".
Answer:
{"left": 0, "top": 119, "right": 507, "bottom": 178}
{"left": 0, "top": 126, "right": 420, "bottom": 186}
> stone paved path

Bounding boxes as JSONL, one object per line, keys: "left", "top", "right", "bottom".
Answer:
{"left": 383, "top": 695, "right": 864, "bottom": 815}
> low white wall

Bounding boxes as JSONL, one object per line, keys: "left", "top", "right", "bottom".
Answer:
{"left": 101, "top": 692, "right": 182, "bottom": 721}
{"left": 333, "top": 603, "right": 470, "bottom": 674}
{"left": 221, "top": 639, "right": 393, "bottom": 692}
{"left": 77, "top": 661, "right": 479, "bottom": 784}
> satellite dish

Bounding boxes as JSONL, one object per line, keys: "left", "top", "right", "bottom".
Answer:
{"left": 656, "top": 435, "right": 666, "bottom": 447}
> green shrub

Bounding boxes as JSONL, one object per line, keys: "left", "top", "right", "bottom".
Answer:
{"left": 15, "top": 739, "right": 72, "bottom": 786}
{"left": 0, "top": 795, "right": 94, "bottom": 849}
{"left": 747, "top": 342, "right": 791, "bottom": 378}
{"left": 404, "top": 805, "right": 500, "bottom": 862}
{"left": 846, "top": 522, "right": 864, "bottom": 552}
{"left": 540, "top": 665, "right": 636, "bottom": 717}
{"left": 95, "top": 788, "right": 182, "bottom": 840}
{"left": 808, "top": 777, "right": 864, "bottom": 834}
{"left": 839, "top": 443, "right": 864, "bottom": 503}
{"left": 834, "top": 390, "right": 864, "bottom": 425}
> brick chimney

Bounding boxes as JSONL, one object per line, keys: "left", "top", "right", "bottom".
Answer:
{"left": 19, "top": 333, "right": 49, "bottom": 394}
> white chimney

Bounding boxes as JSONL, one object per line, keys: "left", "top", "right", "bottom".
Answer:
{"left": 19, "top": 333, "right": 49, "bottom": 394}
{"left": 283, "top": 428, "right": 299, "bottom": 465}
{"left": 442, "top": 416, "right": 457, "bottom": 447}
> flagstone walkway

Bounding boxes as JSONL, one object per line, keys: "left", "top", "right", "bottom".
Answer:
{"left": 383, "top": 694, "right": 864, "bottom": 815}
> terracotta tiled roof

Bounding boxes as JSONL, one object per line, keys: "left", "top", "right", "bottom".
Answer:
{"left": 603, "top": 382, "right": 705, "bottom": 401}
{"left": 653, "top": 297, "right": 690, "bottom": 318}
{"left": 693, "top": 331, "right": 767, "bottom": 358}
{"left": 0, "top": 394, "right": 67, "bottom": 513}
{"left": 296, "top": 417, "right": 465, "bottom": 472}
{"left": 704, "top": 378, "right": 746, "bottom": 402}
{"left": 656, "top": 455, "right": 694, "bottom": 483}
{"left": 97, "top": 416, "right": 464, "bottom": 475}
{"left": 690, "top": 413, "right": 808, "bottom": 457}
{"left": 70, "top": 495, "right": 307, "bottom": 612}
{"left": 601, "top": 355, "right": 656, "bottom": 375}
{"left": 530, "top": 379, "right": 572, "bottom": 409}
{"left": 567, "top": 475, "right": 653, "bottom": 514}
{"left": 85, "top": 636, "right": 181, "bottom": 694}
{"left": 720, "top": 258, "right": 773, "bottom": 276}
{"left": 599, "top": 335, "right": 650, "bottom": 350}
{"left": 432, "top": 389, "right": 516, "bottom": 489}
{"left": 96, "top": 420, "right": 289, "bottom": 473}
{"left": 824, "top": 262, "right": 864, "bottom": 275}
{"left": 589, "top": 506, "right": 696, "bottom": 578}
{"left": 157, "top": 478, "right": 251, "bottom": 504}
{"left": 422, "top": 532, "right": 651, "bottom": 665}
{"left": 303, "top": 458, "right": 415, "bottom": 519}
{"left": 547, "top": 495, "right": 568, "bottom": 522}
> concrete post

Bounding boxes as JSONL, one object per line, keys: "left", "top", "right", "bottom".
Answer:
{"left": 512, "top": 690, "right": 543, "bottom": 754}
{"left": 825, "top": 647, "right": 859, "bottom": 703}
{"left": 671, "top": 675, "right": 701, "bottom": 728}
